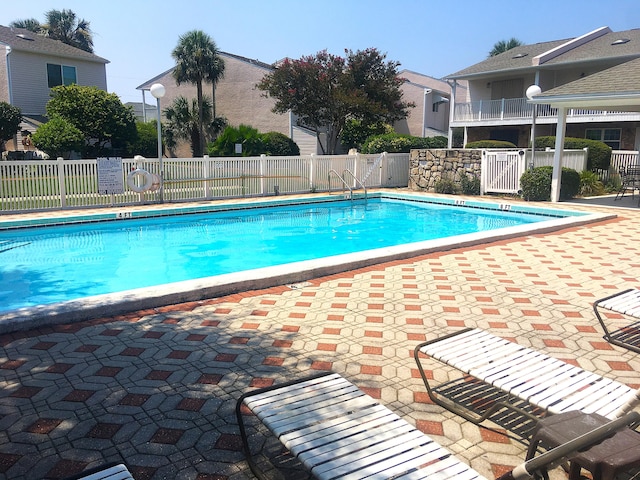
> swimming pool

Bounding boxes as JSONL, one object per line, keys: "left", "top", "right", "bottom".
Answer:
{"left": 0, "top": 192, "right": 612, "bottom": 332}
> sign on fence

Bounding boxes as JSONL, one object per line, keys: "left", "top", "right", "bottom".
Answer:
{"left": 97, "top": 157, "right": 124, "bottom": 195}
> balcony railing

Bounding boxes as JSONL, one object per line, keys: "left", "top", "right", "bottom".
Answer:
{"left": 452, "top": 97, "right": 638, "bottom": 124}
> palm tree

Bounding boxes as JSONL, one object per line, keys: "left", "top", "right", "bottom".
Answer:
{"left": 9, "top": 18, "right": 43, "bottom": 33}
{"left": 164, "top": 95, "right": 222, "bottom": 157}
{"left": 206, "top": 53, "right": 226, "bottom": 120}
{"left": 171, "top": 30, "right": 225, "bottom": 155}
{"left": 489, "top": 38, "right": 524, "bottom": 57}
{"left": 42, "top": 9, "right": 93, "bottom": 53}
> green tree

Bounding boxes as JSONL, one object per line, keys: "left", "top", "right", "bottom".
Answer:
{"left": 31, "top": 117, "right": 84, "bottom": 159}
{"left": 0, "top": 102, "right": 22, "bottom": 152}
{"left": 126, "top": 121, "right": 160, "bottom": 158}
{"left": 9, "top": 18, "right": 42, "bottom": 33}
{"left": 340, "top": 119, "right": 390, "bottom": 150}
{"left": 172, "top": 30, "right": 225, "bottom": 155}
{"left": 257, "top": 48, "right": 414, "bottom": 155}
{"left": 46, "top": 85, "right": 137, "bottom": 156}
{"left": 209, "top": 125, "right": 264, "bottom": 157}
{"left": 42, "top": 9, "right": 93, "bottom": 53}
{"left": 164, "top": 96, "right": 225, "bottom": 157}
{"left": 489, "top": 38, "right": 524, "bottom": 57}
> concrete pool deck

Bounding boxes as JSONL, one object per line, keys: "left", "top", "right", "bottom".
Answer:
{"left": 0, "top": 191, "right": 639, "bottom": 479}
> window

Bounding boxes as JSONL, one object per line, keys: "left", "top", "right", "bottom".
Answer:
{"left": 585, "top": 128, "right": 621, "bottom": 149}
{"left": 47, "top": 63, "right": 77, "bottom": 88}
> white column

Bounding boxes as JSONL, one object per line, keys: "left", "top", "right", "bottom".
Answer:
{"left": 551, "top": 107, "right": 567, "bottom": 202}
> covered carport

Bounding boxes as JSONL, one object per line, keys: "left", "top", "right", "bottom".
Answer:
{"left": 528, "top": 57, "right": 640, "bottom": 202}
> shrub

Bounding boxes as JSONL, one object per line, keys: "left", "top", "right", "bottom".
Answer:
{"left": 520, "top": 166, "right": 580, "bottom": 201}
{"left": 261, "top": 131, "right": 300, "bottom": 156}
{"left": 361, "top": 133, "right": 447, "bottom": 153}
{"left": 434, "top": 177, "right": 457, "bottom": 194}
{"left": 208, "top": 125, "right": 264, "bottom": 157}
{"left": 465, "top": 140, "right": 517, "bottom": 148}
{"left": 534, "top": 136, "right": 611, "bottom": 171}
{"left": 460, "top": 173, "right": 481, "bottom": 195}
{"left": 579, "top": 170, "right": 605, "bottom": 196}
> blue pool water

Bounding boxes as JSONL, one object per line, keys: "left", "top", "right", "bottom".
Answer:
{"left": 0, "top": 196, "right": 570, "bottom": 313}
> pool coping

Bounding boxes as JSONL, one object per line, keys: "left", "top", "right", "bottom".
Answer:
{"left": 0, "top": 192, "right": 615, "bottom": 334}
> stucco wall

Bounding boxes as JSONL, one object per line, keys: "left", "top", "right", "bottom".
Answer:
{"left": 409, "top": 148, "right": 482, "bottom": 191}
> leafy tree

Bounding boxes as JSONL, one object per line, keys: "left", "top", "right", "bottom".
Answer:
{"left": 209, "top": 125, "right": 264, "bottom": 157}
{"left": 172, "top": 30, "right": 225, "bottom": 155}
{"left": 126, "top": 121, "right": 160, "bottom": 158}
{"left": 31, "top": 117, "right": 84, "bottom": 159}
{"left": 12, "top": 10, "right": 93, "bottom": 53}
{"left": 164, "top": 95, "right": 225, "bottom": 157}
{"left": 489, "top": 38, "right": 524, "bottom": 57}
{"left": 45, "top": 85, "right": 137, "bottom": 156}
{"left": 257, "top": 48, "right": 414, "bottom": 155}
{"left": 340, "top": 119, "right": 390, "bottom": 151}
{"left": 0, "top": 102, "right": 22, "bottom": 152}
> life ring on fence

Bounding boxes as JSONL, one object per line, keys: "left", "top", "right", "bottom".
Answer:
{"left": 127, "top": 168, "right": 154, "bottom": 193}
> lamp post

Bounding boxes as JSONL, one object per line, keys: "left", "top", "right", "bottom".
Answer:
{"left": 150, "top": 83, "right": 166, "bottom": 202}
{"left": 526, "top": 84, "right": 542, "bottom": 170}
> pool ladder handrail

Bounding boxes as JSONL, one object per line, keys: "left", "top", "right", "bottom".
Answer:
{"left": 328, "top": 169, "right": 367, "bottom": 200}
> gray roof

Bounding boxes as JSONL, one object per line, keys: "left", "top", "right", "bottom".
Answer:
{"left": 448, "top": 27, "right": 640, "bottom": 80}
{"left": 136, "top": 51, "right": 274, "bottom": 90}
{"left": 0, "top": 24, "right": 108, "bottom": 64}
{"left": 529, "top": 57, "right": 640, "bottom": 110}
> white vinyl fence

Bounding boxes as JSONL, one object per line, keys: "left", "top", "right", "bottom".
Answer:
{"left": 481, "top": 148, "right": 588, "bottom": 195}
{"left": 0, "top": 153, "right": 409, "bottom": 213}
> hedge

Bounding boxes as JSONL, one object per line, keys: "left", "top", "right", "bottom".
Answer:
{"left": 534, "top": 136, "right": 611, "bottom": 171}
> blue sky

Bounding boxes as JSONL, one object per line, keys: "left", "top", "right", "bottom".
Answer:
{"left": 2, "top": 0, "right": 638, "bottom": 105}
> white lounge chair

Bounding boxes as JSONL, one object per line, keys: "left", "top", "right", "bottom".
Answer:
{"left": 235, "top": 371, "right": 639, "bottom": 480}
{"left": 414, "top": 328, "right": 640, "bottom": 431}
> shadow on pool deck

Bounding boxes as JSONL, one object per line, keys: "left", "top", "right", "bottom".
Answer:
{"left": 0, "top": 196, "right": 638, "bottom": 479}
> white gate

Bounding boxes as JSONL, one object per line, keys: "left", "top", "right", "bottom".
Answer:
{"left": 480, "top": 148, "right": 589, "bottom": 195}
{"left": 481, "top": 150, "right": 526, "bottom": 194}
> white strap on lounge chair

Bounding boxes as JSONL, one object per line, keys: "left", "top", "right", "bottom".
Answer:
{"left": 416, "top": 328, "right": 639, "bottom": 420}
{"left": 73, "top": 464, "right": 133, "bottom": 480}
{"left": 238, "top": 372, "right": 488, "bottom": 480}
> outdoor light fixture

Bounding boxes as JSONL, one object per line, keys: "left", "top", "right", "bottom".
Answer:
{"left": 150, "top": 83, "right": 166, "bottom": 202}
{"left": 526, "top": 84, "right": 542, "bottom": 170}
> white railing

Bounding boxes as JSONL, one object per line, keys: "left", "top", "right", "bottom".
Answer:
{"left": 610, "top": 150, "right": 639, "bottom": 172}
{"left": 453, "top": 97, "right": 639, "bottom": 123}
{"left": 0, "top": 153, "right": 410, "bottom": 213}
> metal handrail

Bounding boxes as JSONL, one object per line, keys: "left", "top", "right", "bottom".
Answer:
{"left": 342, "top": 169, "right": 367, "bottom": 198}
{"left": 328, "top": 169, "right": 353, "bottom": 198}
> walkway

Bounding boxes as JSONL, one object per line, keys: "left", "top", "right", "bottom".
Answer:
{"left": 0, "top": 195, "right": 639, "bottom": 479}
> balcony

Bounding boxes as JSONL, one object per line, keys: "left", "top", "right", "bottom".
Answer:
{"left": 451, "top": 97, "right": 640, "bottom": 126}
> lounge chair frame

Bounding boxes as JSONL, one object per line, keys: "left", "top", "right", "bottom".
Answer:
{"left": 593, "top": 288, "right": 640, "bottom": 354}
{"left": 414, "top": 328, "right": 640, "bottom": 435}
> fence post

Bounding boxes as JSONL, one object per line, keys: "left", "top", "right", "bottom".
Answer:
{"left": 57, "top": 157, "right": 66, "bottom": 208}
{"left": 309, "top": 154, "right": 315, "bottom": 191}
{"left": 203, "top": 155, "right": 211, "bottom": 198}
{"left": 260, "top": 154, "right": 266, "bottom": 195}
{"left": 480, "top": 150, "right": 487, "bottom": 195}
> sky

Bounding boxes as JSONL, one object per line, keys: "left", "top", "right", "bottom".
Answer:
{"left": 1, "top": 0, "right": 639, "bottom": 106}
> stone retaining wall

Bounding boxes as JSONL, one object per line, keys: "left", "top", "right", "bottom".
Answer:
{"left": 409, "top": 149, "right": 482, "bottom": 192}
